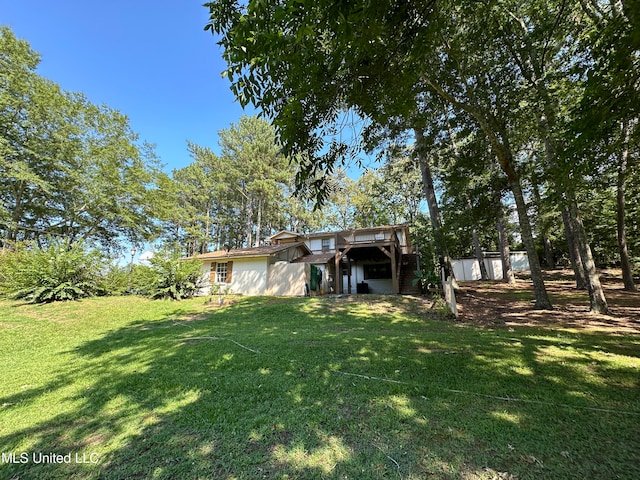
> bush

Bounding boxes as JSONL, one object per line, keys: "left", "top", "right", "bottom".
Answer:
{"left": 136, "top": 250, "right": 203, "bottom": 300}
{"left": 0, "top": 240, "right": 107, "bottom": 303}
{"left": 412, "top": 268, "right": 441, "bottom": 295}
{"left": 97, "top": 263, "right": 132, "bottom": 296}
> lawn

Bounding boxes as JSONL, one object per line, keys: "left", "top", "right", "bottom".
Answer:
{"left": 0, "top": 293, "right": 638, "bottom": 479}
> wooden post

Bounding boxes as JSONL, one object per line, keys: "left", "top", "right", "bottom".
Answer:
{"left": 441, "top": 269, "right": 459, "bottom": 318}
{"left": 335, "top": 251, "right": 342, "bottom": 294}
{"left": 391, "top": 242, "right": 399, "bottom": 294}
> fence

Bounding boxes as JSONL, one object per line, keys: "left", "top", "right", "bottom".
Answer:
{"left": 451, "top": 252, "right": 529, "bottom": 281}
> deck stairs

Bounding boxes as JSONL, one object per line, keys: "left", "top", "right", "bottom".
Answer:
{"left": 399, "top": 253, "right": 422, "bottom": 295}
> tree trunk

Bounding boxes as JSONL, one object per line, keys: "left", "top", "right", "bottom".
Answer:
{"left": 490, "top": 141, "right": 550, "bottom": 307}
{"left": 204, "top": 206, "right": 211, "bottom": 254}
{"left": 617, "top": 121, "right": 637, "bottom": 291}
{"left": 504, "top": 26, "right": 599, "bottom": 303}
{"left": 8, "top": 180, "right": 27, "bottom": 243}
{"left": 490, "top": 164, "right": 515, "bottom": 284}
{"left": 562, "top": 208, "right": 587, "bottom": 289}
{"left": 414, "top": 129, "right": 458, "bottom": 288}
{"left": 509, "top": 175, "right": 552, "bottom": 308}
{"left": 214, "top": 222, "right": 221, "bottom": 251}
{"left": 422, "top": 78, "right": 549, "bottom": 305}
{"left": 544, "top": 237, "right": 555, "bottom": 269}
{"left": 245, "top": 193, "right": 254, "bottom": 248}
{"left": 467, "top": 197, "right": 489, "bottom": 280}
{"left": 497, "top": 210, "right": 516, "bottom": 284}
{"left": 531, "top": 174, "right": 555, "bottom": 268}
{"left": 255, "top": 197, "right": 262, "bottom": 247}
{"left": 567, "top": 196, "right": 609, "bottom": 313}
{"left": 472, "top": 227, "right": 489, "bottom": 280}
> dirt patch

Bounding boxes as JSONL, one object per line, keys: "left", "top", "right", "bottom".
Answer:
{"left": 454, "top": 269, "right": 640, "bottom": 334}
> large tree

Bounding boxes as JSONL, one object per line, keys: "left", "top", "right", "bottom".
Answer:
{"left": 218, "top": 115, "right": 295, "bottom": 247}
{"left": 207, "top": 0, "right": 638, "bottom": 311}
{"left": 166, "top": 116, "right": 300, "bottom": 253}
{"left": 571, "top": 0, "right": 639, "bottom": 292}
{"left": 1, "top": 27, "right": 162, "bottom": 251}
{"left": 205, "top": 0, "right": 554, "bottom": 308}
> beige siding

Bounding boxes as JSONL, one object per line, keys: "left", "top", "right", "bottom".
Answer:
{"left": 266, "top": 262, "right": 310, "bottom": 296}
{"left": 198, "top": 263, "right": 212, "bottom": 296}
{"left": 199, "top": 258, "right": 268, "bottom": 295}
{"left": 307, "top": 237, "right": 335, "bottom": 253}
{"left": 230, "top": 258, "right": 269, "bottom": 295}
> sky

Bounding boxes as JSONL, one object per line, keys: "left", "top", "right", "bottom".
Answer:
{"left": 1, "top": 0, "right": 254, "bottom": 173}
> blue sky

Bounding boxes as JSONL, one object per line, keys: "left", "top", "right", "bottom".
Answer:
{"left": 1, "top": 0, "right": 254, "bottom": 172}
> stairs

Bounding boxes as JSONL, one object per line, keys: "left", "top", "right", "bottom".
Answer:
{"left": 399, "top": 254, "right": 422, "bottom": 295}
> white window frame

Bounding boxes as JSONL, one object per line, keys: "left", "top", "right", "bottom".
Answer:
{"left": 216, "top": 262, "right": 229, "bottom": 283}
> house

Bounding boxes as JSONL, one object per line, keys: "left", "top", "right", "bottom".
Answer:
{"left": 194, "top": 224, "right": 421, "bottom": 296}
{"left": 193, "top": 242, "right": 312, "bottom": 296}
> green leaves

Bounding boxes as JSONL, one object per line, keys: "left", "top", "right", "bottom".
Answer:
{"left": 166, "top": 115, "right": 303, "bottom": 253}
{"left": 0, "top": 240, "right": 107, "bottom": 303}
{"left": 134, "top": 249, "right": 204, "bottom": 301}
{"left": 1, "top": 27, "right": 163, "bottom": 250}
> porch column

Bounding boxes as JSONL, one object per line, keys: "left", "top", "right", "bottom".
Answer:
{"left": 333, "top": 246, "right": 353, "bottom": 295}
{"left": 391, "top": 242, "right": 399, "bottom": 293}
{"left": 334, "top": 251, "right": 342, "bottom": 294}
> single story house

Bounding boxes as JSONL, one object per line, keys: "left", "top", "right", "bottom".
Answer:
{"left": 193, "top": 224, "right": 421, "bottom": 296}
{"left": 193, "top": 242, "right": 312, "bottom": 296}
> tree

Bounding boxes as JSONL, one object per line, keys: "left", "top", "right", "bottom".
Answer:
{"left": 322, "top": 169, "right": 357, "bottom": 230}
{"left": 615, "top": 120, "right": 637, "bottom": 291}
{"left": 217, "top": 115, "right": 294, "bottom": 246}
{"left": 376, "top": 151, "right": 424, "bottom": 226}
{"left": 206, "top": 0, "right": 639, "bottom": 310}
{"left": 437, "top": 126, "right": 506, "bottom": 281}
{"left": 165, "top": 116, "right": 300, "bottom": 253}
{"left": 414, "top": 128, "right": 459, "bottom": 286}
{"left": 281, "top": 190, "right": 327, "bottom": 234}
{"left": 571, "top": 0, "right": 639, "bottom": 291}
{"left": 205, "top": 0, "right": 554, "bottom": 308}
{"left": 167, "top": 144, "right": 229, "bottom": 256}
{"left": 1, "top": 27, "right": 163, "bottom": 251}
{"left": 485, "top": 0, "right": 611, "bottom": 312}
{"left": 351, "top": 169, "right": 392, "bottom": 228}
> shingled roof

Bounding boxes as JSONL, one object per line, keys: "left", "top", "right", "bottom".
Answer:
{"left": 290, "top": 252, "right": 336, "bottom": 264}
{"left": 193, "top": 242, "right": 310, "bottom": 260}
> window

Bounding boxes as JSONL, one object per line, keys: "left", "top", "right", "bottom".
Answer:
{"left": 321, "top": 238, "right": 331, "bottom": 252}
{"left": 216, "top": 262, "right": 228, "bottom": 283}
{"left": 363, "top": 263, "right": 392, "bottom": 279}
{"left": 211, "top": 261, "right": 233, "bottom": 283}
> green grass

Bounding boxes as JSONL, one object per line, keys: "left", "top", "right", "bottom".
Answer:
{"left": 0, "top": 295, "right": 638, "bottom": 479}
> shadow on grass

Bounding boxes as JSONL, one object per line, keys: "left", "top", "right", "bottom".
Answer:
{"left": 1, "top": 296, "right": 639, "bottom": 479}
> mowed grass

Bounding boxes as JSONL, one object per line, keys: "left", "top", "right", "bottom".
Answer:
{"left": 0, "top": 295, "right": 638, "bottom": 479}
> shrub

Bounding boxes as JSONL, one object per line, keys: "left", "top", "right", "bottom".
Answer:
{"left": 412, "top": 268, "right": 441, "bottom": 295}
{"left": 137, "top": 250, "right": 203, "bottom": 300}
{"left": 97, "top": 263, "right": 132, "bottom": 296}
{"left": 0, "top": 240, "right": 107, "bottom": 303}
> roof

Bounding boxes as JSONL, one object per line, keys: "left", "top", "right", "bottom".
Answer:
{"left": 193, "top": 242, "right": 310, "bottom": 261}
{"left": 290, "top": 252, "right": 336, "bottom": 264}
{"left": 269, "top": 230, "right": 309, "bottom": 241}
